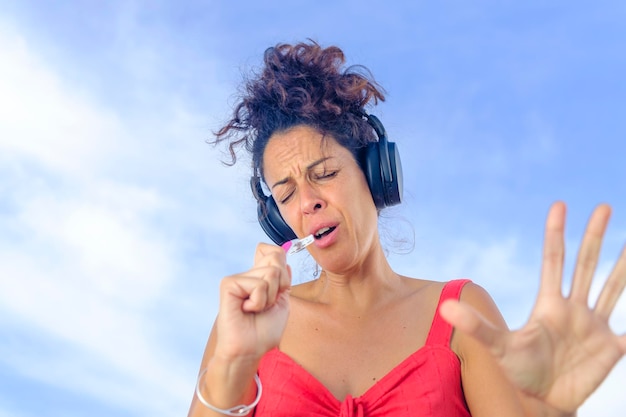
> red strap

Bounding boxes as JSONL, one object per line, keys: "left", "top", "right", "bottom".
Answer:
{"left": 425, "top": 279, "right": 471, "bottom": 347}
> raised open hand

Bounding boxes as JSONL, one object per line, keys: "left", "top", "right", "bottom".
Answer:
{"left": 441, "top": 202, "right": 626, "bottom": 414}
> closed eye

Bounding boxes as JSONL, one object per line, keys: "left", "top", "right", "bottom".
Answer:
{"left": 314, "top": 170, "right": 338, "bottom": 180}
{"left": 278, "top": 191, "right": 294, "bottom": 205}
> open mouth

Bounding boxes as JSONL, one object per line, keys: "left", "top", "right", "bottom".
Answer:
{"left": 314, "top": 226, "right": 336, "bottom": 240}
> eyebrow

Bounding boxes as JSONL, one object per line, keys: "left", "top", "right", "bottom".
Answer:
{"left": 270, "top": 157, "right": 332, "bottom": 190}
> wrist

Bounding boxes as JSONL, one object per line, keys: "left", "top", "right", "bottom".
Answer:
{"left": 199, "top": 356, "right": 261, "bottom": 410}
{"left": 211, "top": 349, "right": 263, "bottom": 367}
{"left": 212, "top": 337, "right": 268, "bottom": 364}
{"left": 196, "top": 370, "right": 262, "bottom": 416}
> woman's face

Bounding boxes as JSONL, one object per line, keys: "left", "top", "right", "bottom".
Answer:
{"left": 262, "top": 125, "right": 380, "bottom": 272}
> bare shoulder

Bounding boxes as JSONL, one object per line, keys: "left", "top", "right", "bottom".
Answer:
{"left": 452, "top": 283, "right": 525, "bottom": 415}
{"left": 452, "top": 281, "right": 509, "bottom": 358}
{"left": 458, "top": 282, "right": 508, "bottom": 329}
{"left": 398, "top": 275, "right": 443, "bottom": 295}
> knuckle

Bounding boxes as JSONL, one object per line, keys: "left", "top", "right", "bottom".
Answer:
{"left": 257, "top": 278, "right": 270, "bottom": 291}
{"left": 219, "top": 275, "right": 236, "bottom": 289}
{"left": 256, "top": 242, "right": 274, "bottom": 251}
{"left": 255, "top": 243, "right": 286, "bottom": 263}
{"left": 255, "top": 242, "right": 279, "bottom": 257}
{"left": 267, "top": 265, "right": 285, "bottom": 282}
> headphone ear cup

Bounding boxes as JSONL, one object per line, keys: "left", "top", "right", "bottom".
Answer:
{"left": 362, "top": 142, "right": 386, "bottom": 209}
{"left": 361, "top": 113, "right": 403, "bottom": 209}
{"left": 361, "top": 140, "right": 403, "bottom": 209}
{"left": 384, "top": 141, "right": 403, "bottom": 206}
{"left": 257, "top": 195, "right": 297, "bottom": 245}
{"left": 251, "top": 176, "right": 297, "bottom": 245}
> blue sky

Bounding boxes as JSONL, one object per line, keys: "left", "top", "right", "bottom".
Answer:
{"left": 0, "top": 1, "right": 625, "bottom": 416}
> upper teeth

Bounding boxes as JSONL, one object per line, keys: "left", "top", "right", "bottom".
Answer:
{"left": 315, "top": 227, "right": 331, "bottom": 237}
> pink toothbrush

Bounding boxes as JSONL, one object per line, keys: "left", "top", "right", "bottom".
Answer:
{"left": 281, "top": 234, "right": 314, "bottom": 255}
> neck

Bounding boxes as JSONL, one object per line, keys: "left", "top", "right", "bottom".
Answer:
{"left": 309, "top": 244, "right": 403, "bottom": 313}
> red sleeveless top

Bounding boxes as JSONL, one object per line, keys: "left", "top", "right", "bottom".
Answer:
{"left": 254, "top": 279, "right": 472, "bottom": 416}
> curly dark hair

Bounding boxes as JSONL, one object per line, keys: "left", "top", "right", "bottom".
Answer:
{"left": 212, "top": 40, "right": 386, "bottom": 180}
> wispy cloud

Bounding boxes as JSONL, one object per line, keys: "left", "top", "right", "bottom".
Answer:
{"left": 0, "top": 23, "right": 222, "bottom": 416}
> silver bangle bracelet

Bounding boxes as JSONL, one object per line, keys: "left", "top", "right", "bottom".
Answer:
{"left": 195, "top": 368, "right": 262, "bottom": 416}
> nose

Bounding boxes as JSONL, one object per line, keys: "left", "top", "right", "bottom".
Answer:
{"left": 299, "top": 183, "right": 325, "bottom": 215}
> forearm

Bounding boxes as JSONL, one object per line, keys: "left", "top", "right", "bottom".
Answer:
{"left": 188, "top": 354, "right": 261, "bottom": 417}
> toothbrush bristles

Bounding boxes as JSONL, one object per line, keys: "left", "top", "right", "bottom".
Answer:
{"left": 288, "top": 234, "right": 314, "bottom": 254}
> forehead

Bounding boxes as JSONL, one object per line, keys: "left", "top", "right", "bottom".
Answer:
{"left": 262, "top": 125, "right": 352, "bottom": 175}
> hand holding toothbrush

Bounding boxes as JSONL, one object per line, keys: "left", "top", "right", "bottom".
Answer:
{"left": 214, "top": 235, "right": 314, "bottom": 361}
{"left": 192, "top": 235, "right": 314, "bottom": 416}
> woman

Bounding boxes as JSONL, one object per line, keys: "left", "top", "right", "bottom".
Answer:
{"left": 189, "top": 41, "right": 626, "bottom": 416}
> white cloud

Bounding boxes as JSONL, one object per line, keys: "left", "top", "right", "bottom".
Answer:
{"left": 0, "top": 17, "right": 269, "bottom": 416}
{"left": 0, "top": 24, "right": 201, "bottom": 416}
{"left": 0, "top": 26, "right": 125, "bottom": 175}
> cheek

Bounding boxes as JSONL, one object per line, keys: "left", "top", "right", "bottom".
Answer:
{"left": 353, "top": 175, "right": 377, "bottom": 211}
{"left": 342, "top": 178, "right": 377, "bottom": 220}
{"left": 277, "top": 204, "right": 300, "bottom": 230}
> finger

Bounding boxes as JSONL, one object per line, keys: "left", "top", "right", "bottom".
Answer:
{"left": 254, "top": 242, "right": 287, "bottom": 267}
{"left": 594, "top": 243, "right": 626, "bottom": 320}
{"left": 440, "top": 299, "right": 507, "bottom": 358}
{"left": 539, "top": 202, "right": 567, "bottom": 298}
{"left": 570, "top": 204, "right": 612, "bottom": 304}
{"left": 253, "top": 243, "right": 291, "bottom": 291}
{"left": 220, "top": 276, "right": 269, "bottom": 313}
{"left": 220, "top": 269, "right": 284, "bottom": 313}
{"left": 242, "top": 281, "right": 269, "bottom": 313}
{"left": 255, "top": 269, "right": 280, "bottom": 311}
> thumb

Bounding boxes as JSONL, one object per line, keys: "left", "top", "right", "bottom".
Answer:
{"left": 440, "top": 299, "right": 506, "bottom": 358}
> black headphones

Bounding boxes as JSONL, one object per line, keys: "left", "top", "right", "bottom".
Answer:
{"left": 250, "top": 113, "right": 403, "bottom": 245}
